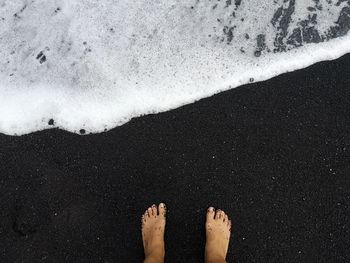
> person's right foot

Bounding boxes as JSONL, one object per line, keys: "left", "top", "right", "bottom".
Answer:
{"left": 205, "top": 207, "right": 231, "bottom": 263}
{"left": 142, "top": 203, "right": 166, "bottom": 263}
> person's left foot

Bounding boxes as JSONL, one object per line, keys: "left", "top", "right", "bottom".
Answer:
{"left": 142, "top": 203, "right": 166, "bottom": 262}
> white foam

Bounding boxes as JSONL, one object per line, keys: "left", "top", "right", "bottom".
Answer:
{"left": 0, "top": 0, "right": 349, "bottom": 135}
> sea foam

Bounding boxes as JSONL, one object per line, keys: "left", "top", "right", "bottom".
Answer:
{"left": 0, "top": 0, "right": 349, "bottom": 135}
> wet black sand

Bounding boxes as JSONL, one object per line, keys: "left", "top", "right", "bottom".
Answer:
{"left": 1, "top": 54, "right": 350, "bottom": 263}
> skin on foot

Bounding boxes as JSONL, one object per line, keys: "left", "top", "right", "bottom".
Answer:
{"left": 142, "top": 203, "right": 166, "bottom": 262}
{"left": 205, "top": 207, "right": 232, "bottom": 263}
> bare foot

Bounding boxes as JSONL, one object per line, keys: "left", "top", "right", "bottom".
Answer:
{"left": 142, "top": 203, "right": 166, "bottom": 263}
{"left": 205, "top": 207, "right": 231, "bottom": 263}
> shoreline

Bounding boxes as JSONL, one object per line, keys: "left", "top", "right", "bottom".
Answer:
{"left": 0, "top": 53, "right": 349, "bottom": 262}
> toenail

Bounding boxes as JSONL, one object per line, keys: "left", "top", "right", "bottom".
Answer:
{"left": 152, "top": 204, "right": 156, "bottom": 207}
{"left": 208, "top": 207, "right": 214, "bottom": 212}
{"left": 160, "top": 203, "right": 165, "bottom": 208}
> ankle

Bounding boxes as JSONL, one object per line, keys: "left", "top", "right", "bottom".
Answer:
{"left": 144, "top": 251, "right": 164, "bottom": 263}
{"left": 205, "top": 250, "right": 226, "bottom": 263}
{"left": 145, "top": 243, "right": 165, "bottom": 256}
{"left": 205, "top": 254, "right": 227, "bottom": 263}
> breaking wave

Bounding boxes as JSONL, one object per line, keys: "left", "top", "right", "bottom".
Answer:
{"left": 0, "top": 0, "right": 349, "bottom": 135}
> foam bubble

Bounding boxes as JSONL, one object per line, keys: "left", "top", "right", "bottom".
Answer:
{"left": 0, "top": 0, "right": 349, "bottom": 135}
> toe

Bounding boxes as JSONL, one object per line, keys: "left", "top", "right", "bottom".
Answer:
{"left": 228, "top": 220, "right": 232, "bottom": 230}
{"left": 215, "top": 209, "right": 222, "bottom": 220}
{"left": 224, "top": 214, "right": 228, "bottom": 222}
{"left": 147, "top": 207, "right": 153, "bottom": 217}
{"left": 159, "top": 203, "right": 166, "bottom": 217}
{"left": 151, "top": 204, "right": 157, "bottom": 216}
{"left": 220, "top": 210, "right": 226, "bottom": 220}
{"left": 206, "top": 207, "right": 215, "bottom": 222}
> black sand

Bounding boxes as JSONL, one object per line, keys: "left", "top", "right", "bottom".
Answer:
{"left": 1, "top": 54, "right": 350, "bottom": 263}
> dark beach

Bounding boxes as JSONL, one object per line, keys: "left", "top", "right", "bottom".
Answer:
{"left": 1, "top": 53, "right": 350, "bottom": 263}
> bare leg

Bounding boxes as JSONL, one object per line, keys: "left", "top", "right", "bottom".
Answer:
{"left": 205, "top": 207, "right": 232, "bottom": 263}
{"left": 142, "top": 203, "right": 166, "bottom": 263}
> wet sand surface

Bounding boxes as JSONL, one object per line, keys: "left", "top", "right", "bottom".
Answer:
{"left": 0, "top": 54, "right": 349, "bottom": 262}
